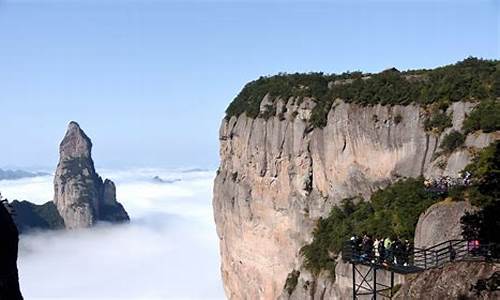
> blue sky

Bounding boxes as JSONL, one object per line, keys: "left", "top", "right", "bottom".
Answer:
{"left": 0, "top": 0, "right": 497, "bottom": 169}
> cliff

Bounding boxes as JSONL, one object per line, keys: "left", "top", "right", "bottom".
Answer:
{"left": 394, "top": 261, "right": 500, "bottom": 299}
{"left": 53, "top": 121, "right": 129, "bottom": 229}
{"left": 0, "top": 201, "right": 23, "bottom": 299}
{"left": 213, "top": 59, "right": 499, "bottom": 299}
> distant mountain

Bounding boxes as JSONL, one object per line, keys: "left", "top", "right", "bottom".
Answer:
{"left": 10, "top": 200, "right": 64, "bottom": 233}
{"left": 0, "top": 169, "right": 49, "bottom": 181}
{"left": 181, "top": 168, "right": 208, "bottom": 173}
{"left": 152, "top": 176, "right": 181, "bottom": 184}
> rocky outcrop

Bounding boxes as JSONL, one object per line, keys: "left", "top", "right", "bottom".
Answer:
{"left": 10, "top": 200, "right": 64, "bottom": 233}
{"left": 53, "top": 122, "right": 129, "bottom": 229}
{"left": 414, "top": 200, "right": 477, "bottom": 249}
{"left": 213, "top": 98, "right": 499, "bottom": 299}
{"left": 0, "top": 201, "right": 23, "bottom": 299}
{"left": 97, "top": 179, "right": 129, "bottom": 223}
{"left": 394, "top": 261, "right": 500, "bottom": 299}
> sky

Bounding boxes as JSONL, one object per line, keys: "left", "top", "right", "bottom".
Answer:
{"left": 1, "top": 168, "right": 225, "bottom": 299}
{"left": 0, "top": 0, "right": 498, "bottom": 170}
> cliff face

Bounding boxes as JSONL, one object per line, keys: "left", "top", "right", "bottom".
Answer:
{"left": 54, "top": 122, "right": 129, "bottom": 229}
{"left": 213, "top": 98, "right": 498, "bottom": 299}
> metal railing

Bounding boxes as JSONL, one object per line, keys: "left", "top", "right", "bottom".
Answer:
{"left": 343, "top": 239, "right": 498, "bottom": 274}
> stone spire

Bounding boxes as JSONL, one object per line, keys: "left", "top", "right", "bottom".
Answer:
{"left": 53, "top": 121, "right": 129, "bottom": 229}
{"left": 59, "top": 121, "right": 92, "bottom": 160}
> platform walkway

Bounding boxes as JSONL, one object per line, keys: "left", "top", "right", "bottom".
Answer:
{"left": 341, "top": 239, "right": 498, "bottom": 299}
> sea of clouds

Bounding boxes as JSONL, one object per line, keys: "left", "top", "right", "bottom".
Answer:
{"left": 0, "top": 168, "right": 224, "bottom": 300}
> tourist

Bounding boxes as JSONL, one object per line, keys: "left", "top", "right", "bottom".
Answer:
{"left": 384, "top": 236, "right": 393, "bottom": 263}
{"left": 362, "top": 234, "right": 374, "bottom": 262}
{"left": 393, "top": 237, "right": 403, "bottom": 265}
{"left": 373, "top": 238, "right": 380, "bottom": 260}
{"left": 378, "top": 238, "right": 386, "bottom": 263}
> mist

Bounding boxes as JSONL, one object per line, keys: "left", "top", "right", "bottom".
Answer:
{"left": 0, "top": 169, "right": 224, "bottom": 299}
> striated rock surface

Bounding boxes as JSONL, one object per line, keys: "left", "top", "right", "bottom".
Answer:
{"left": 213, "top": 98, "right": 499, "bottom": 299}
{"left": 0, "top": 201, "right": 23, "bottom": 299}
{"left": 53, "top": 121, "right": 129, "bottom": 229}
{"left": 414, "top": 200, "right": 477, "bottom": 249}
{"left": 394, "top": 261, "right": 500, "bottom": 299}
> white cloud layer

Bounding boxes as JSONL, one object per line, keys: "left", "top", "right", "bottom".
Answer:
{"left": 0, "top": 169, "right": 224, "bottom": 300}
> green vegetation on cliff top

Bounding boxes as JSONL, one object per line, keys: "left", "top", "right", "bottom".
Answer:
{"left": 226, "top": 57, "right": 500, "bottom": 128}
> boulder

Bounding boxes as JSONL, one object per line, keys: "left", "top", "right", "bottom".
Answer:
{"left": 414, "top": 200, "right": 476, "bottom": 249}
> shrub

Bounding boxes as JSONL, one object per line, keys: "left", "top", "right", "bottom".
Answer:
{"left": 424, "top": 112, "right": 452, "bottom": 133}
{"left": 462, "top": 99, "right": 500, "bottom": 133}
{"left": 448, "top": 185, "right": 466, "bottom": 201}
{"left": 436, "top": 159, "right": 447, "bottom": 170}
{"left": 460, "top": 142, "right": 500, "bottom": 255}
{"left": 284, "top": 270, "right": 300, "bottom": 295}
{"left": 309, "top": 99, "right": 333, "bottom": 128}
{"left": 260, "top": 104, "right": 276, "bottom": 120}
{"left": 464, "top": 140, "right": 500, "bottom": 204}
{"left": 440, "top": 130, "right": 465, "bottom": 153}
{"left": 394, "top": 114, "right": 403, "bottom": 124}
{"left": 494, "top": 67, "right": 500, "bottom": 98}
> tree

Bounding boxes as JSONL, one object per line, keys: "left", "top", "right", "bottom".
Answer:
{"left": 440, "top": 130, "right": 465, "bottom": 153}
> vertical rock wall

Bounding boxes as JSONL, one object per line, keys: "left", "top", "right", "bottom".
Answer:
{"left": 213, "top": 99, "right": 498, "bottom": 299}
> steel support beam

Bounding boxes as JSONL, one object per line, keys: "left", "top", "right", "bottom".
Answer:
{"left": 352, "top": 263, "right": 394, "bottom": 300}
